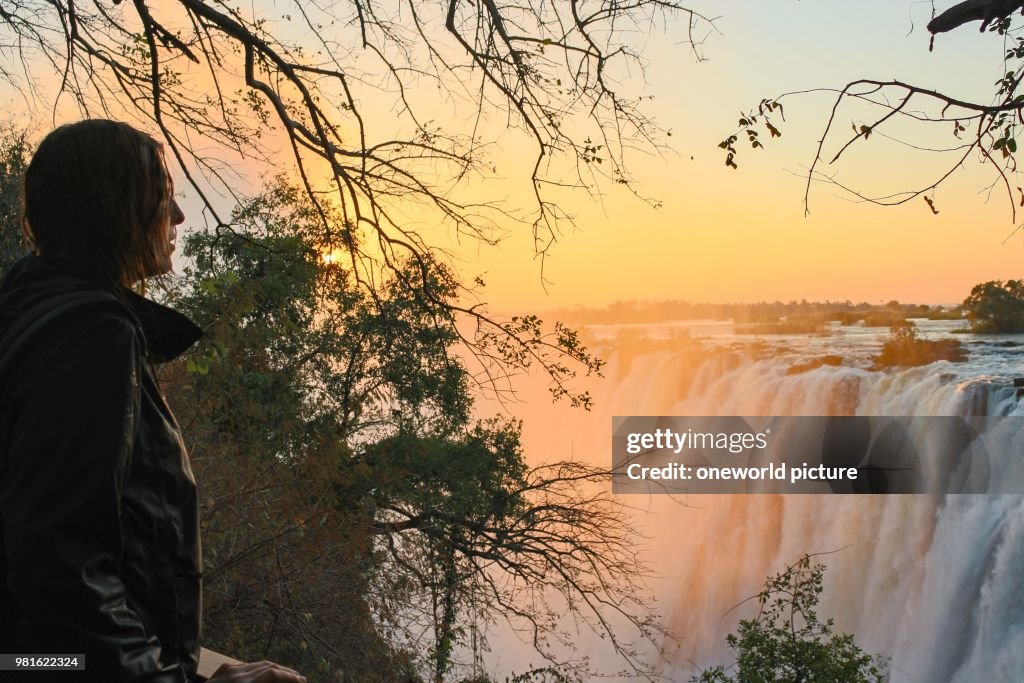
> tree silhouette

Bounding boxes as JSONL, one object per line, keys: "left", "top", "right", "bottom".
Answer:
{"left": 963, "top": 278, "right": 1024, "bottom": 332}
{"left": 722, "top": 0, "right": 1024, "bottom": 222}
{"left": 0, "top": 0, "right": 710, "bottom": 405}
{"left": 0, "top": 1, "right": 710, "bottom": 265}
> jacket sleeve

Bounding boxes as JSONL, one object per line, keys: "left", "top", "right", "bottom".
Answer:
{"left": 0, "top": 312, "right": 188, "bottom": 683}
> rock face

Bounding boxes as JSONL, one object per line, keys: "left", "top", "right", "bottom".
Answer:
{"left": 872, "top": 338, "right": 967, "bottom": 370}
{"left": 870, "top": 320, "right": 968, "bottom": 370}
{"left": 786, "top": 355, "right": 843, "bottom": 375}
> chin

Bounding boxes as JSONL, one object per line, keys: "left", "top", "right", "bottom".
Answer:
{"left": 141, "top": 259, "right": 174, "bottom": 281}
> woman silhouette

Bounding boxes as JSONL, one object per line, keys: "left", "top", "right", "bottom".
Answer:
{"left": 0, "top": 120, "right": 304, "bottom": 683}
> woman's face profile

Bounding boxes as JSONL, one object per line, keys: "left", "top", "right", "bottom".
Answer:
{"left": 143, "top": 171, "right": 185, "bottom": 279}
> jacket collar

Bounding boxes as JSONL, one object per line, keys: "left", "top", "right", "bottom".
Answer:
{"left": 120, "top": 287, "right": 204, "bottom": 363}
{"left": 1, "top": 254, "right": 203, "bottom": 363}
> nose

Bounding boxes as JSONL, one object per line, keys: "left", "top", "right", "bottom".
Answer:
{"left": 170, "top": 198, "right": 185, "bottom": 226}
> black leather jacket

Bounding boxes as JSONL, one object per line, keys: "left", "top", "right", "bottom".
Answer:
{"left": 0, "top": 254, "right": 203, "bottom": 682}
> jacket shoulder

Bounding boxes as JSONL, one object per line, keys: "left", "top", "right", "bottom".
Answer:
{"left": 0, "top": 289, "right": 146, "bottom": 384}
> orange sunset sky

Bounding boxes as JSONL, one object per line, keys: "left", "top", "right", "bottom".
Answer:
{"left": 467, "top": 1, "right": 1024, "bottom": 311}
{"left": 3, "top": 1, "right": 1023, "bottom": 311}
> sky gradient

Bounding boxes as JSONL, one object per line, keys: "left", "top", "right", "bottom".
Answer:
{"left": 460, "top": 1, "right": 1024, "bottom": 311}
{"left": 3, "top": 1, "right": 1021, "bottom": 310}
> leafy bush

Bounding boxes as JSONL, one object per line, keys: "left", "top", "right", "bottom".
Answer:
{"left": 692, "top": 555, "right": 887, "bottom": 683}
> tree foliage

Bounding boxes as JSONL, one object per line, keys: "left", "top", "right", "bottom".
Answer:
{"left": 0, "top": 125, "right": 29, "bottom": 274}
{"left": 962, "top": 278, "right": 1024, "bottom": 332}
{"left": 156, "top": 178, "right": 660, "bottom": 682}
{"left": 692, "top": 555, "right": 887, "bottom": 683}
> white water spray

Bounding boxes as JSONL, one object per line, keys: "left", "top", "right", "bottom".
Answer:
{"left": 505, "top": 324, "right": 1024, "bottom": 681}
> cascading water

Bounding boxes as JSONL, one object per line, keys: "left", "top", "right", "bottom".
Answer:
{"left": 503, "top": 320, "right": 1024, "bottom": 681}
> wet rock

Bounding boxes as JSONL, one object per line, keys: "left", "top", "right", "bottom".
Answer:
{"left": 786, "top": 354, "right": 843, "bottom": 375}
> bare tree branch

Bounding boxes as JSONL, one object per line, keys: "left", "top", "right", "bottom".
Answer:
{"left": 928, "top": 0, "right": 1024, "bottom": 33}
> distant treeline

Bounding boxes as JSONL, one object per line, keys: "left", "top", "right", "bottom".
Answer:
{"left": 548, "top": 299, "right": 963, "bottom": 327}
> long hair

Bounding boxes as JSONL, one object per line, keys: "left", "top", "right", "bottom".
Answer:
{"left": 22, "top": 120, "right": 173, "bottom": 288}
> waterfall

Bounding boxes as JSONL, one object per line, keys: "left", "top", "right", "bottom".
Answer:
{"left": 504, "top": 336, "right": 1024, "bottom": 681}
